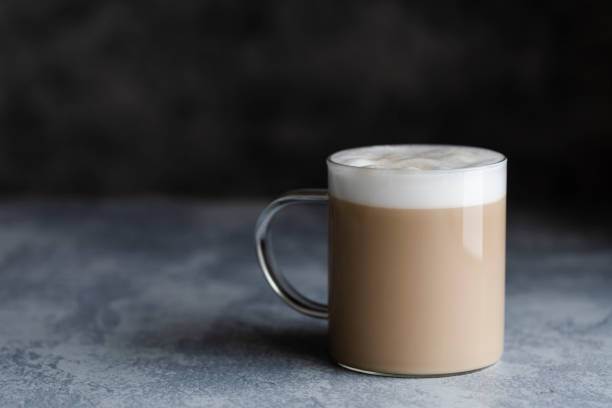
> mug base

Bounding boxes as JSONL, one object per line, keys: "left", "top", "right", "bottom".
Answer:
{"left": 336, "top": 360, "right": 498, "bottom": 378}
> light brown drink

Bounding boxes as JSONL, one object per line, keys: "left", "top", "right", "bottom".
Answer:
{"left": 328, "top": 196, "right": 506, "bottom": 375}
{"left": 255, "top": 144, "right": 507, "bottom": 376}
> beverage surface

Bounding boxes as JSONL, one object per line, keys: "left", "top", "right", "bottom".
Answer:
{"left": 328, "top": 145, "right": 507, "bottom": 209}
{"left": 329, "top": 145, "right": 504, "bottom": 170}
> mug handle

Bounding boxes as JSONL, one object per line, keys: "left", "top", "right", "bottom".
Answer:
{"left": 255, "top": 189, "right": 329, "bottom": 319}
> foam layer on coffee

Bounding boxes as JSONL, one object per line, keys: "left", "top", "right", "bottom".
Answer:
{"left": 331, "top": 145, "right": 504, "bottom": 170}
{"left": 328, "top": 145, "right": 506, "bottom": 209}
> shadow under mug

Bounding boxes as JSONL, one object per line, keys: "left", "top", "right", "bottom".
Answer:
{"left": 255, "top": 145, "right": 507, "bottom": 376}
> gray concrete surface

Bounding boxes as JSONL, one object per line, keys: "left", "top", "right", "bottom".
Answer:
{"left": 0, "top": 200, "right": 610, "bottom": 407}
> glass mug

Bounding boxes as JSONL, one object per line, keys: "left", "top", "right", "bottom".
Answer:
{"left": 255, "top": 145, "right": 507, "bottom": 376}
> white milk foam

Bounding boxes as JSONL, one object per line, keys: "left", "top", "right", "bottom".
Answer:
{"left": 328, "top": 145, "right": 506, "bottom": 209}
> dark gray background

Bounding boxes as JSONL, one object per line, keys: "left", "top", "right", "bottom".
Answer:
{"left": 0, "top": 4, "right": 611, "bottom": 405}
{"left": 1, "top": 1, "right": 610, "bottom": 213}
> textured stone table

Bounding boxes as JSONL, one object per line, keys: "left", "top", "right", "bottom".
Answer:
{"left": 0, "top": 200, "right": 610, "bottom": 407}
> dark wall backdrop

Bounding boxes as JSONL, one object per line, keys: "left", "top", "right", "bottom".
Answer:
{"left": 1, "top": 1, "right": 610, "bottom": 210}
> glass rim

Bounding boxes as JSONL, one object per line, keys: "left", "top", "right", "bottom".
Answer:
{"left": 326, "top": 144, "right": 507, "bottom": 174}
